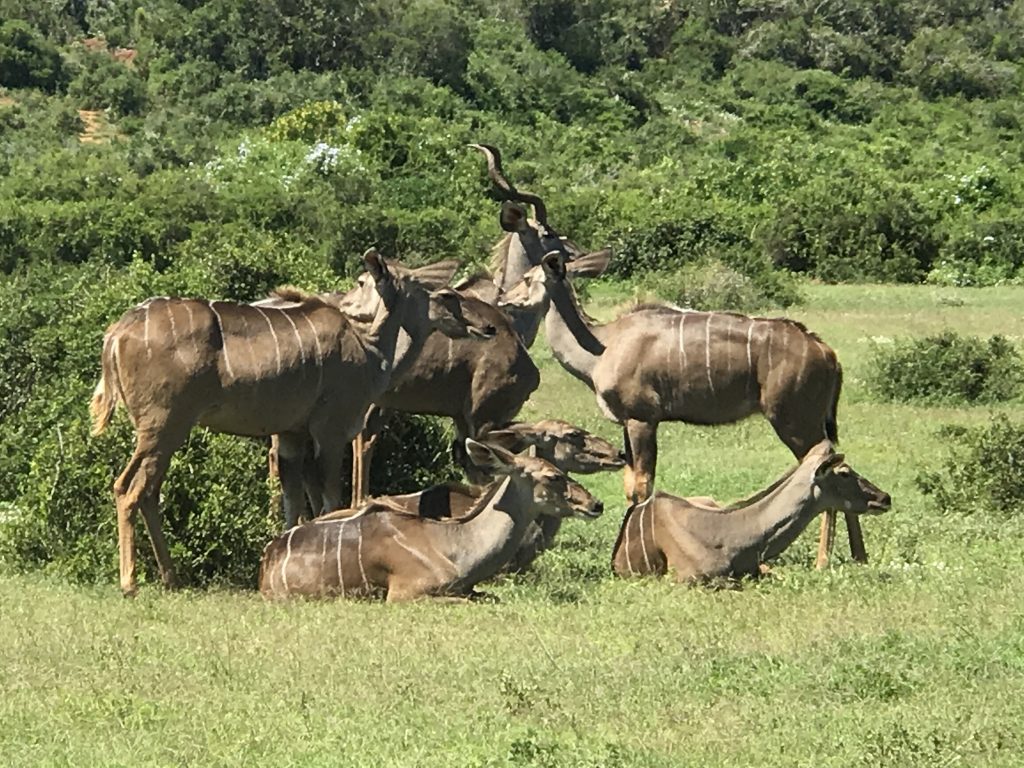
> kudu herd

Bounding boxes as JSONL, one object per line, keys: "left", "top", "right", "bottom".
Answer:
{"left": 90, "top": 144, "right": 891, "bottom": 600}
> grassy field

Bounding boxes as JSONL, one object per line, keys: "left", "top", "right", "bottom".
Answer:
{"left": 3, "top": 282, "right": 1024, "bottom": 767}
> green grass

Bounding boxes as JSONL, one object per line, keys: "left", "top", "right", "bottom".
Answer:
{"left": 4, "top": 282, "right": 1024, "bottom": 766}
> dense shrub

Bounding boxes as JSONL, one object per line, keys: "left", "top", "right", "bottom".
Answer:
{"left": 635, "top": 258, "right": 801, "bottom": 312}
{"left": 0, "top": 20, "right": 65, "bottom": 91}
{"left": 916, "top": 416, "right": 1024, "bottom": 520}
{"left": 67, "top": 49, "right": 146, "bottom": 116}
{"left": 867, "top": 332, "right": 1024, "bottom": 406}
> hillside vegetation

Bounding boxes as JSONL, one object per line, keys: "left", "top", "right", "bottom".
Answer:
{"left": 2, "top": 1, "right": 1024, "bottom": 584}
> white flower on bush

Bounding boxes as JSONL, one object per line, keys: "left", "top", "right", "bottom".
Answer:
{"left": 305, "top": 142, "right": 341, "bottom": 174}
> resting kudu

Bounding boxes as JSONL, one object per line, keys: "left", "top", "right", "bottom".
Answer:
{"left": 90, "top": 250, "right": 487, "bottom": 595}
{"left": 321, "top": 419, "right": 624, "bottom": 572}
{"left": 343, "top": 143, "right": 604, "bottom": 502}
{"left": 259, "top": 439, "right": 603, "bottom": 602}
{"left": 501, "top": 250, "right": 867, "bottom": 568}
{"left": 612, "top": 441, "right": 891, "bottom": 582}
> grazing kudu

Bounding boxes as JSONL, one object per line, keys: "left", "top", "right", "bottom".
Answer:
{"left": 501, "top": 250, "right": 868, "bottom": 568}
{"left": 90, "top": 250, "right": 477, "bottom": 595}
{"left": 323, "top": 419, "right": 625, "bottom": 572}
{"left": 259, "top": 439, "right": 603, "bottom": 602}
{"left": 612, "top": 441, "right": 891, "bottom": 582}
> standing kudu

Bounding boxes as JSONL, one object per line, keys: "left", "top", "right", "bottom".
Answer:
{"left": 501, "top": 250, "right": 867, "bottom": 568}
{"left": 259, "top": 439, "right": 603, "bottom": 602}
{"left": 90, "top": 250, "right": 483, "bottom": 595}
{"left": 612, "top": 441, "right": 891, "bottom": 582}
{"left": 341, "top": 145, "right": 608, "bottom": 503}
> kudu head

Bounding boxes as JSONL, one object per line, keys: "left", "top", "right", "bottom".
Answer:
{"left": 464, "top": 439, "right": 604, "bottom": 520}
{"left": 499, "top": 249, "right": 614, "bottom": 312}
{"left": 339, "top": 249, "right": 494, "bottom": 340}
{"left": 470, "top": 144, "right": 586, "bottom": 291}
{"left": 482, "top": 420, "right": 626, "bottom": 474}
{"left": 806, "top": 441, "right": 892, "bottom": 515}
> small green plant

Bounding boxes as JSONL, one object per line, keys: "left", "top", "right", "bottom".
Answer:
{"left": 917, "top": 416, "right": 1024, "bottom": 520}
{"left": 867, "top": 331, "right": 1023, "bottom": 405}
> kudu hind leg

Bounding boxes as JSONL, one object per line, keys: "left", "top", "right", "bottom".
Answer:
{"left": 114, "top": 430, "right": 184, "bottom": 593}
{"left": 276, "top": 434, "right": 310, "bottom": 529}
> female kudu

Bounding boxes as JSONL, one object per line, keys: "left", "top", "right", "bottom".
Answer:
{"left": 259, "top": 439, "right": 603, "bottom": 602}
{"left": 612, "top": 441, "right": 891, "bottom": 582}
{"left": 90, "top": 250, "right": 484, "bottom": 595}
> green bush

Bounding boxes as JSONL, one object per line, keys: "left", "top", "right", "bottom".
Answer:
{"left": 0, "top": 20, "right": 65, "bottom": 92}
{"left": 67, "top": 49, "right": 146, "bottom": 116}
{"left": 867, "top": 331, "right": 1024, "bottom": 406}
{"left": 916, "top": 416, "right": 1024, "bottom": 520}
{"left": 635, "top": 258, "right": 801, "bottom": 312}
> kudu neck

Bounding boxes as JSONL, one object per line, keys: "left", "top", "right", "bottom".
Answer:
{"left": 544, "top": 282, "right": 605, "bottom": 387}
{"left": 448, "top": 474, "right": 540, "bottom": 579}
{"left": 725, "top": 463, "right": 822, "bottom": 563}
{"left": 361, "top": 288, "right": 422, "bottom": 378}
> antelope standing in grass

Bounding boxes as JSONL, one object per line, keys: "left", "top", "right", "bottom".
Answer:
{"left": 322, "top": 419, "right": 624, "bottom": 572}
{"left": 342, "top": 144, "right": 606, "bottom": 502}
{"left": 90, "top": 250, "right": 488, "bottom": 595}
{"left": 259, "top": 439, "right": 603, "bottom": 602}
{"left": 501, "top": 250, "right": 867, "bottom": 568}
{"left": 612, "top": 441, "right": 891, "bottom": 582}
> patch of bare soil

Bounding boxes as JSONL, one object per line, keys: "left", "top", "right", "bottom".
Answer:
{"left": 78, "top": 109, "right": 106, "bottom": 144}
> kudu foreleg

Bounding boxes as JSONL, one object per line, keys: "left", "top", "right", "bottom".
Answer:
{"left": 815, "top": 511, "right": 868, "bottom": 569}
{"left": 624, "top": 420, "right": 658, "bottom": 504}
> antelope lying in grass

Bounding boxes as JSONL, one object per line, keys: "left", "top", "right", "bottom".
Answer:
{"left": 259, "top": 439, "right": 603, "bottom": 601}
{"left": 501, "top": 250, "right": 866, "bottom": 569}
{"left": 611, "top": 441, "right": 891, "bottom": 583}
{"left": 319, "top": 419, "right": 623, "bottom": 572}
{"left": 91, "top": 250, "right": 488, "bottom": 595}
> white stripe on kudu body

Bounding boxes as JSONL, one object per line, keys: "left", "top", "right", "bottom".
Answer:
{"left": 253, "top": 306, "right": 282, "bottom": 375}
{"left": 637, "top": 498, "right": 653, "bottom": 572}
{"left": 704, "top": 314, "right": 716, "bottom": 395}
{"left": 208, "top": 301, "right": 235, "bottom": 379}
{"left": 143, "top": 304, "right": 152, "bottom": 359}
{"left": 280, "top": 526, "right": 297, "bottom": 592}
{"left": 164, "top": 302, "right": 184, "bottom": 362}
{"left": 335, "top": 521, "right": 345, "bottom": 594}
{"left": 299, "top": 313, "right": 325, "bottom": 390}
{"left": 278, "top": 309, "right": 307, "bottom": 366}
{"left": 182, "top": 301, "right": 199, "bottom": 360}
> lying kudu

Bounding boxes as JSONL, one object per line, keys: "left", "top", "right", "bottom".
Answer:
{"left": 91, "top": 250, "right": 488, "bottom": 595}
{"left": 611, "top": 441, "right": 891, "bottom": 583}
{"left": 501, "top": 250, "right": 866, "bottom": 569}
{"left": 259, "top": 439, "right": 603, "bottom": 602}
{"left": 320, "top": 419, "right": 624, "bottom": 572}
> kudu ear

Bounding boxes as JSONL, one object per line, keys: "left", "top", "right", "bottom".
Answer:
{"left": 478, "top": 429, "right": 523, "bottom": 453}
{"left": 408, "top": 259, "right": 459, "bottom": 291}
{"left": 541, "top": 250, "right": 567, "bottom": 280}
{"left": 566, "top": 248, "right": 612, "bottom": 278}
{"left": 813, "top": 452, "right": 846, "bottom": 480}
{"left": 499, "top": 201, "right": 528, "bottom": 232}
{"left": 464, "top": 438, "right": 517, "bottom": 474}
{"left": 363, "top": 248, "right": 390, "bottom": 283}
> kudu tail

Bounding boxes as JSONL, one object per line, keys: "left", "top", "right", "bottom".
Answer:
{"left": 825, "top": 362, "right": 843, "bottom": 444}
{"left": 89, "top": 335, "right": 122, "bottom": 436}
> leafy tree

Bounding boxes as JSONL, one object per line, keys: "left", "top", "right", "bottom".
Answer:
{"left": 0, "top": 20, "right": 66, "bottom": 91}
